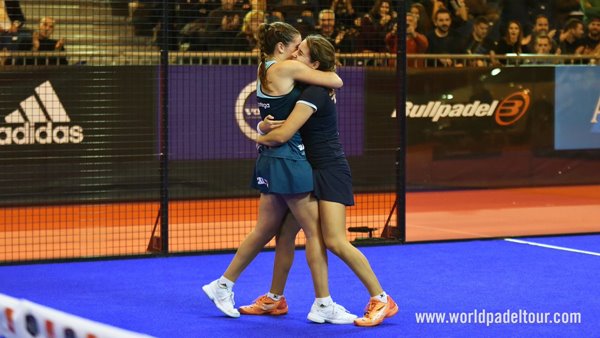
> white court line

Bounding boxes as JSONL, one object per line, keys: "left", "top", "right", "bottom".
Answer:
{"left": 504, "top": 238, "right": 600, "bottom": 257}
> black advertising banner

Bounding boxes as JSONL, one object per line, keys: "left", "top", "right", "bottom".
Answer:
{"left": 0, "top": 67, "right": 158, "bottom": 205}
{"left": 366, "top": 66, "right": 600, "bottom": 189}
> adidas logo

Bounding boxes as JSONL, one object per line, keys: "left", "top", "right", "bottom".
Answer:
{"left": 0, "top": 81, "right": 84, "bottom": 145}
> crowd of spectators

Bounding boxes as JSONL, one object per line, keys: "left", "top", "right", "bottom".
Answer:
{"left": 2, "top": 0, "right": 600, "bottom": 66}
{"left": 128, "top": 0, "right": 599, "bottom": 66}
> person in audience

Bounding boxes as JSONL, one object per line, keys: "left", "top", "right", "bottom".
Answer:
{"left": 229, "top": 9, "right": 265, "bottom": 51}
{"left": 490, "top": 19, "right": 524, "bottom": 65}
{"left": 386, "top": 12, "right": 428, "bottom": 67}
{"left": 580, "top": 15, "right": 600, "bottom": 56}
{"left": 460, "top": 16, "right": 494, "bottom": 66}
{"left": 558, "top": 18, "right": 585, "bottom": 54}
{"left": 409, "top": 2, "right": 433, "bottom": 35}
{"left": 526, "top": 33, "right": 558, "bottom": 64}
{"left": 30, "top": 17, "right": 67, "bottom": 65}
{"left": 358, "top": 0, "right": 394, "bottom": 53}
{"left": 315, "top": 9, "right": 353, "bottom": 53}
{"left": 425, "top": 8, "right": 463, "bottom": 67}
{"left": 522, "top": 14, "right": 558, "bottom": 53}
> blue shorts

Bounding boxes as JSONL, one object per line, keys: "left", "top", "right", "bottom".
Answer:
{"left": 251, "top": 154, "right": 313, "bottom": 194}
{"left": 312, "top": 159, "right": 354, "bottom": 206}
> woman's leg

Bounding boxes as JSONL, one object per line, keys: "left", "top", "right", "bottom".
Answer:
{"left": 238, "top": 212, "right": 300, "bottom": 315}
{"left": 203, "top": 193, "right": 290, "bottom": 318}
{"left": 269, "top": 212, "right": 301, "bottom": 295}
{"left": 221, "top": 193, "right": 289, "bottom": 282}
{"left": 284, "top": 193, "right": 329, "bottom": 298}
{"left": 319, "top": 200, "right": 398, "bottom": 326}
{"left": 285, "top": 193, "right": 358, "bottom": 324}
{"left": 318, "top": 200, "right": 382, "bottom": 296}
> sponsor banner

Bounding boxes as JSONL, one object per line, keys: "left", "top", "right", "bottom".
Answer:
{"left": 0, "top": 67, "right": 158, "bottom": 205}
{"left": 168, "top": 66, "right": 364, "bottom": 160}
{"left": 554, "top": 67, "right": 600, "bottom": 150}
{"left": 0, "top": 294, "right": 153, "bottom": 338}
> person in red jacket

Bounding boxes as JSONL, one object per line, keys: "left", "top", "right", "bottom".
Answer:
{"left": 385, "top": 12, "right": 429, "bottom": 67}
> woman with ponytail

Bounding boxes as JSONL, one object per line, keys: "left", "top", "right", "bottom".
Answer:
{"left": 203, "top": 22, "right": 356, "bottom": 325}
{"left": 250, "top": 35, "right": 398, "bottom": 327}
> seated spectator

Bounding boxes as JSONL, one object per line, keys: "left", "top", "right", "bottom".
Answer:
{"left": 460, "top": 16, "right": 494, "bottom": 66}
{"left": 29, "top": 17, "right": 67, "bottom": 65}
{"left": 522, "top": 14, "right": 558, "bottom": 53}
{"left": 490, "top": 20, "right": 524, "bottom": 65}
{"left": 421, "top": 0, "right": 470, "bottom": 36}
{"left": 393, "top": 12, "right": 428, "bottom": 68}
{"left": 409, "top": 2, "right": 433, "bottom": 35}
{"left": 315, "top": 9, "right": 354, "bottom": 53}
{"left": 580, "top": 16, "right": 600, "bottom": 59}
{"left": 229, "top": 9, "right": 264, "bottom": 51}
{"left": 558, "top": 18, "right": 585, "bottom": 54}
{"left": 498, "top": 0, "right": 537, "bottom": 37}
{"left": 358, "top": 0, "right": 394, "bottom": 52}
{"left": 526, "top": 34, "right": 559, "bottom": 64}
{"left": 0, "top": 19, "right": 30, "bottom": 65}
{"left": 425, "top": 8, "right": 463, "bottom": 67}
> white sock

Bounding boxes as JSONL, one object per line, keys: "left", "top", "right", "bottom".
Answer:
{"left": 267, "top": 292, "right": 282, "bottom": 301}
{"left": 315, "top": 295, "right": 333, "bottom": 307}
{"left": 218, "top": 276, "right": 234, "bottom": 290}
{"left": 372, "top": 291, "right": 388, "bottom": 303}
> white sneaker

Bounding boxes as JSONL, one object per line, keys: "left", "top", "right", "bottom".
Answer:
{"left": 202, "top": 279, "right": 240, "bottom": 318}
{"left": 307, "top": 302, "right": 358, "bottom": 324}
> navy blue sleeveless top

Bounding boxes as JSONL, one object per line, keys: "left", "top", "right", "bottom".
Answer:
{"left": 257, "top": 60, "right": 306, "bottom": 160}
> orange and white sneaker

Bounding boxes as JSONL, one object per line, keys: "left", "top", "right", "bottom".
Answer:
{"left": 354, "top": 295, "right": 398, "bottom": 327}
{"left": 239, "top": 295, "right": 288, "bottom": 315}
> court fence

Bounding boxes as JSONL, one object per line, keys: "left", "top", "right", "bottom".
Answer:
{"left": 1, "top": 1, "right": 599, "bottom": 264}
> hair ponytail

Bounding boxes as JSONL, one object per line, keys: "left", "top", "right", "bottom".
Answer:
{"left": 256, "top": 22, "right": 300, "bottom": 92}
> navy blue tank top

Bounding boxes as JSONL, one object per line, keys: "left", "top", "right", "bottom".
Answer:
{"left": 257, "top": 60, "right": 306, "bottom": 160}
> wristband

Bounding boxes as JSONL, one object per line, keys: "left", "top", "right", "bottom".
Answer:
{"left": 256, "top": 121, "right": 266, "bottom": 135}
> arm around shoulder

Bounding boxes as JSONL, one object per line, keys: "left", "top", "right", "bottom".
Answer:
{"left": 278, "top": 60, "right": 343, "bottom": 89}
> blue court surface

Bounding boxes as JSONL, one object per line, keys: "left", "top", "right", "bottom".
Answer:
{"left": 1, "top": 235, "right": 599, "bottom": 337}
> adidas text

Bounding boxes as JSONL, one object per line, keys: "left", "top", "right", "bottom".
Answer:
{"left": 0, "top": 122, "right": 83, "bottom": 145}
{"left": 1, "top": 81, "right": 84, "bottom": 146}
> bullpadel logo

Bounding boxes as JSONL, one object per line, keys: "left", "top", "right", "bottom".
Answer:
{"left": 0, "top": 81, "right": 84, "bottom": 145}
{"left": 392, "top": 90, "right": 531, "bottom": 126}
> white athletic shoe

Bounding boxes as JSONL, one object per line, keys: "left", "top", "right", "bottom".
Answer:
{"left": 307, "top": 302, "right": 358, "bottom": 324}
{"left": 202, "top": 280, "right": 240, "bottom": 318}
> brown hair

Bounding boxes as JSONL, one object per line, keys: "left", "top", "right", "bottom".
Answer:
{"left": 257, "top": 22, "right": 300, "bottom": 91}
{"left": 305, "top": 35, "right": 337, "bottom": 72}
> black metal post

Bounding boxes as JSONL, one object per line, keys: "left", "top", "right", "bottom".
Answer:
{"left": 159, "top": 0, "right": 170, "bottom": 254}
{"left": 396, "top": 1, "right": 407, "bottom": 243}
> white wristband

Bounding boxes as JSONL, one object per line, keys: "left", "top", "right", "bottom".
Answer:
{"left": 256, "top": 121, "right": 266, "bottom": 135}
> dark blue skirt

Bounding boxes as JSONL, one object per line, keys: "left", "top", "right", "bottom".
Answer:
{"left": 312, "top": 159, "right": 355, "bottom": 206}
{"left": 251, "top": 154, "right": 313, "bottom": 194}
